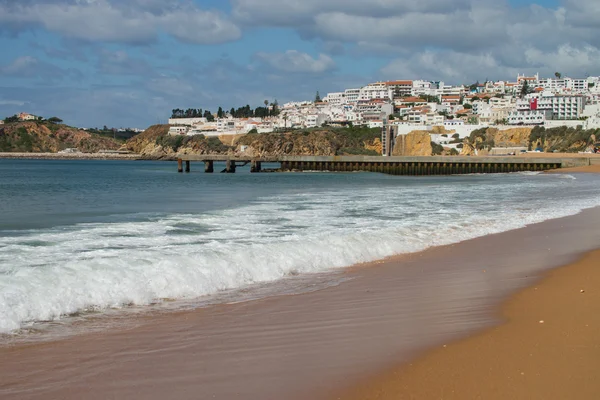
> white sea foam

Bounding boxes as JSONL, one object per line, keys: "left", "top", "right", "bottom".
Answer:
{"left": 1, "top": 174, "right": 600, "bottom": 334}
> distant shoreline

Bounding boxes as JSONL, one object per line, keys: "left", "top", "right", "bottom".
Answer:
{"left": 0, "top": 152, "right": 142, "bottom": 160}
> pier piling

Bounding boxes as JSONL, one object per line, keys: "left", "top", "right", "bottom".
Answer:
{"left": 225, "top": 160, "right": 236, "bottom": 173}
{"left": 176, "top": 155, "right": 588, "bottom": 175}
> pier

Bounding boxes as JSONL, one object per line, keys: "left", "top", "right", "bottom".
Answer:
{"left": 176, "top": 155, "right": 596, "bottom": 175}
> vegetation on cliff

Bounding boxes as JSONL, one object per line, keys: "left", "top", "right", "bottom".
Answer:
{"left": 126, "top": 125, "right": 382, "bottom": 159}
{"left": 529, "top": 126, "right": 598, "bottom": 152}
{"left": 0, "top": 121, "right": 122, "bottom": 153}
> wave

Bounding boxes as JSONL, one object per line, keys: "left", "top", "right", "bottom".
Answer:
{"left": 1, "top": 174, "right": 600, "bottom": 334}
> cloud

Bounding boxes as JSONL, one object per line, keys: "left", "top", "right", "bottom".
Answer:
{"left": 380, "top": 43, "right": 600, "bottom": 83}
{"left": 254, "top": 50, "right": 336, "bottom": 73}
{"left": 236, "top": 0, "right": 600, "bottom": 83}
{"left": 232, "top": 0, "right": 472, "bottom": 26}
{"left": 96, "top": 50, "right": 155, "bottom": 76}
{"left": 0, "top": 56, "right": 81, "bottom": 81}
{"left": 0, "top": 0, "right": 241, "bottom": 45}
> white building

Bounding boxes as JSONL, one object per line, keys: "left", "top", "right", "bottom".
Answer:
{"left": 18, "top": 113, "right": 37, "bottom": 121}
{"left": 385, "top": 81, "right": 413, "bottom": 98}
{"left": 305, "top": 114, "right": 328, "bottom": 128}
{"left": 355, "top": 99, "right": 394, "bottom": 120}
{"left": 520, "top": 95, "right": 585, "bottom": 120}
{"left": 324, "top": 92, "right": 346, "bottom": 106}
{"left": 344, "top": 88, "right": 361, "bottom": 103}
{"left": 168, "top": 126, "right": 189, "bottom": 136}
{"left": 507, "top": 110, "right": 551, "bottom": 125}
{"left": 168, "top": 117, "right": 207, "bottom": 126}
{"left": 359, "top": 83, "right": 393, "bottom": 101}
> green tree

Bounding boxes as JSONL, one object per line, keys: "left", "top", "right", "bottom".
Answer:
{"left": 217, "top": 107, "right": 224, "bottom": 119}
{"left": 315, "top": 91, "right": 321, "bottom": 103}
{"left": 555, "top": 72, "right": 562, "bottom": 79}
{"left": 520, "top": 80, "right": 533, "bottom": 98}
{"left": 48, "top": 117, "right": 63, "bottom": 123}
{"left": 204, "top": 110, "right": 215, "bottom": 122}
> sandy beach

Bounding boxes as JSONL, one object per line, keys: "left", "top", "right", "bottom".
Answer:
{"left": 1, "top": 200, "right": 600, "bottom": 399}
{"left": 337, "top": 249, "right": 600, "bottom": 400}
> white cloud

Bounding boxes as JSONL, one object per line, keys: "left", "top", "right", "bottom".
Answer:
{"left": 0, "top": 0, "right": 241, "bottom": 44}
{"left": 255, "top": 50, "right": 336, "bottom": 73}
{"left": 232, "top": 0, "right": 471, "bottom": 26}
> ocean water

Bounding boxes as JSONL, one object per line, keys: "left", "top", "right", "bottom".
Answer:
{"left": 1, "top": 159, "right": 600, "bottom": 335}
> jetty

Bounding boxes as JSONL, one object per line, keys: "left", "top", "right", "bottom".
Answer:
{"left": 177, "top": 155, "right": 596, "bottom": 175}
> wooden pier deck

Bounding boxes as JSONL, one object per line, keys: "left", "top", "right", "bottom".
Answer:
{"left": 177, "top": 155, "right": 594, "bottom": 175}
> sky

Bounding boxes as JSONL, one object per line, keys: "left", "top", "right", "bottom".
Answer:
{"left": 0, "top": 0, "right": 599, "bottom": 128}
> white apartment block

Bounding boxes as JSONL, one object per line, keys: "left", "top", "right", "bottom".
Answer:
{"left": 437, "top": 82, "right": 464, "bottom": 97}
{"left": 168, "top": 117, "right": 207, "bottom": 126}
{"left": 344, "top": 88, "right": 361, "bottom": 103}
{"left": 384, "top": 80, "right": 413, "bottom": 98}
{"left": 538, "top": 77, "right": 588, "bottom": 93}
{"left": 359, "top": 83, "right": 393, "bottom": 101}
{"left": 324, "top": 92, "right": 346, "bottom": 106}
{"left": 305, "top": 114, "right": 328, "bottom": 128}
{"left": 508, "top": 110, "right": 552, "bottom": 125}
{"left": 355, "top": 100, "right": 394, "bottom": 119}
{"left": 518, "top": 95, "right": 585, "bottom": 120}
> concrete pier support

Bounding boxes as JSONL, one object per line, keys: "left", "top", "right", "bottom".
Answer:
{"left": 185, "top": 160, "right": 190, "bottom": 173}
{"left": 251, "top": 161, "right": 262, "bottom": 173}
{"left": 177, "top": 158, "right": 183, "bottom": 173}
{"left": 204, "top": 161, "right": 214, "bottom": 173}
{"left": 225, "top": 160, "right": 236, "bottom": 173}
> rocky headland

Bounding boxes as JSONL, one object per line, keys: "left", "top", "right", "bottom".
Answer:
{"left": 0, "top": 121, "right": 122, "bottom": 153}
{"left": 124, "top": 125, "right": 384, "bottom": 160}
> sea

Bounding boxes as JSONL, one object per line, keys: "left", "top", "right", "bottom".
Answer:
{"left": 1, "top": 159, "right": 600, "bottom": 338}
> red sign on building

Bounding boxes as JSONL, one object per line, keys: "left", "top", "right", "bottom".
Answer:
{"left": 530, "top": 98, "right": 538, "bottom": 110}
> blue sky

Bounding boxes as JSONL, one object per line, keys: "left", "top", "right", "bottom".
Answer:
{"left": 0, "top": 0, "right": 598, "bottom": 128}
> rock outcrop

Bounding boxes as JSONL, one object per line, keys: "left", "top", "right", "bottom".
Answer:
{"left": 125, "top": 126, "right": 383, "bottom": 159}
{"left": 0, "top": 122, "right": 121, "bottom": 153}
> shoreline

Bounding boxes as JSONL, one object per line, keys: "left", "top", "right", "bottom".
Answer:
{"left": 336, "top": 248, "right": 600, "bottom": 400}
{"left": 0, "top": 152, "right": 141, "bottom": 160}
{"left": 2, "top": 204, "right": 600, "bottom": 399}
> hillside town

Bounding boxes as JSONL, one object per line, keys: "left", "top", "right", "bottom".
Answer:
{"left": 168, "top": 74, "right": 600, "bottom": 147}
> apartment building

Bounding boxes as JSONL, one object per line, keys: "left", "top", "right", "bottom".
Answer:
{"left": 359, "top": 83, "right": 393, "bottom": 101}
{"left": 385, "top": 80, "right": 413, "bottom": 98}
{"left": 508, "top": 110, "right": 552, "bottom": 125}
{"left": 344, "top": 88, "right": 360, "bottom": 103}
{"left": 324, "top": 92, "right": 346, "bottom": 106}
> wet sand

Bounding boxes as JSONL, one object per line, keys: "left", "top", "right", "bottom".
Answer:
{"left": 552, "top": 164, "right": 600, "bottom": 173}
{"left": 2, "top": 208, "right": 600, "bottom": 400}
{"left": 337, "top": 249, "right": 600, "bottom": 400}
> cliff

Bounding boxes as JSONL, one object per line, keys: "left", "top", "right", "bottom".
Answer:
{"left": 392, "top": 131, "right": 433, "bottom": 156}
{"left": 125, "top": 126, "right": 383, "bottom": 159}
{"left": 529, "top": 126, "right": 599, "bottom": 152}
{"left": 0, "top": 121, "right": 121, "bottom": 153}
{"left": 466, "top": 126, "right": 599, "bottom": 153}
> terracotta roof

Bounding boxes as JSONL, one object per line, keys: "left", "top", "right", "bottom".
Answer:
{"left": 385, "top": 80, "right": 413, "bottom": 86}
{"left": 398, "top": 97, "right": 426, "bottom": 102}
